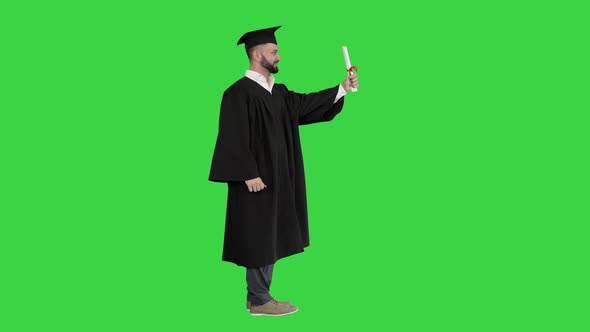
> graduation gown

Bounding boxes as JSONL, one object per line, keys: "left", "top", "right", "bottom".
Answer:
{"left": 209, "top": 77, "right": 344, "bottom": 268}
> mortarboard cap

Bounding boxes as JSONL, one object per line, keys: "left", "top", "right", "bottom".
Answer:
{"left": 237, "top": 26, "right": 281, "bottom": 50}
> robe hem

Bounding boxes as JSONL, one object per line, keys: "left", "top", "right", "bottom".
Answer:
{"left": 222, "top": 246, "right": 308, "bottom": 268}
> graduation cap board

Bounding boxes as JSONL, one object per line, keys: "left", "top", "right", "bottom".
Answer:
{"left": 237, "top": 26, "right": 281, "bottom": 50}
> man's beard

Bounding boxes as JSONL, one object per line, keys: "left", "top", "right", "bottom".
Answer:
{"left": 261, "top": 55, "right": 279, "bottom": 74}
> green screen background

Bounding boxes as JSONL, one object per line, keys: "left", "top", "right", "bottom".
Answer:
{"left": 1, "top": 1, "right": 588, "bottom": 331}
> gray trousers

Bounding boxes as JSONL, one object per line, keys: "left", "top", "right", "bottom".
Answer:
{"left": 246, "top": 264, "right": 274, "bottom": 306}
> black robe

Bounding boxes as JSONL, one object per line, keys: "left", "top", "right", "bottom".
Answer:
{"left": 209, "top": 77, "right": 344, "bottom": 268}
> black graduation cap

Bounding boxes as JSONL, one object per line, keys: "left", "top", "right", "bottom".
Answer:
{"left": 237, "top": 26, "right": 282, "bottom": 50}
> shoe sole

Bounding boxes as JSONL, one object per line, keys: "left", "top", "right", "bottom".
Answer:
{"left": 250, "top": 308, "right": 299, "bottom": 317}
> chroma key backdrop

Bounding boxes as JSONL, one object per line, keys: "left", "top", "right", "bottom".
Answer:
{"left": 1, "top": 1, "right": 587, "bottom": 331}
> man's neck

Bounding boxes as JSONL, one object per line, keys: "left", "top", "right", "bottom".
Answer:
{"left": 249, "top": 65, "right": 270, "bottom": 79}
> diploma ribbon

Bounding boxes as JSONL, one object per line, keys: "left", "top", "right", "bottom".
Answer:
{"left": 347, "top": 65, "right": 358, "bottom": 75}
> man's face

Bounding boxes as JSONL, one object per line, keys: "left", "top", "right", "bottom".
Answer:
{"left": 259, "top": 44, "right": 280, "bottom": 74}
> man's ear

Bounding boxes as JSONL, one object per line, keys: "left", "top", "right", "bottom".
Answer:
{"left": 253, "top": 48, "right": 261, "bottom": 61}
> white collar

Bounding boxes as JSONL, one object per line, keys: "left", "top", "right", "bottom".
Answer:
{"left": 245, "top": 70, "right": 275, "bottom": 93}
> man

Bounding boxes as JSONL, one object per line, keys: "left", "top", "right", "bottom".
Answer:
{"left": 209, "top": 26, "right": 358, "bottom": 316}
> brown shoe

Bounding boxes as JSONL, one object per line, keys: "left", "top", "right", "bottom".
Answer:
{"left": 250, "top": 299, "right": 298, "bottom": 316}
{"left": 247, "top": 300, "right": 294, "bottom": 311}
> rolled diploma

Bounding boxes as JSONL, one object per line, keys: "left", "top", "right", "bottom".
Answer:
{"left": 342, "top": 46, "right": 357, "bottom": 92}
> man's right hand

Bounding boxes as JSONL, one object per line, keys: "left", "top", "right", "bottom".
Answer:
{"left": 245, "top": 177, "right": 267, "bottom": 192}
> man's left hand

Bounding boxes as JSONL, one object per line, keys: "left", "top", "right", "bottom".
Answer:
{"left": 342, "top": 73, "right": 359, "bottom": 92}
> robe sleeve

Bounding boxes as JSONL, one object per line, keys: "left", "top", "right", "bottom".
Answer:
{"left": 284, "top": 85, "right": 345, "bottom": 125}
{"left": 208, "top": 88, "right": 259, "bottom": 183}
